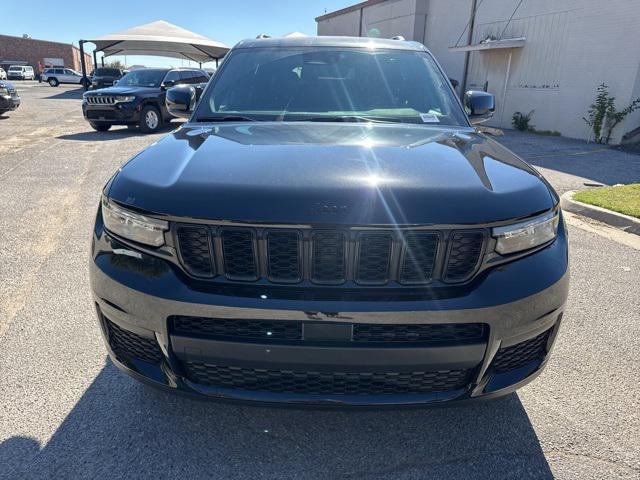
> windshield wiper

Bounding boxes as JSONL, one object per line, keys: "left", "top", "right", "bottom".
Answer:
{"left": 293, "top": 115, "right": 403, "bottom": 124}
{"left": 195, "top": 115, "right": 258, "bottom": 122}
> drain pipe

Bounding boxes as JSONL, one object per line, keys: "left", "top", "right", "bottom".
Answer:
{"left": 498, "top": 51, "right": 513, "bottom": 126}
{"left": 460, "top": 0, "right": 478, "bottom": 99}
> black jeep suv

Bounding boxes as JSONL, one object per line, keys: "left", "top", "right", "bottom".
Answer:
{"left": 82, "top": 67, "right": 209, "bottom": 133}
{"left": 90, "top": 36, "right": 568, "bottom": 407}
{"left": 90, "top": 67, "right": 125, "bottom": 90}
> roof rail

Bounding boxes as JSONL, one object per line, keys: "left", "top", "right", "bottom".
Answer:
{"left": 391, "top": 35, "right": 406, "bottom": 41}
{"left": 256, "top": 33, "right": 271, "bottom": 39}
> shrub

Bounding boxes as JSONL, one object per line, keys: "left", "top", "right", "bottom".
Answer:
{"left": 583, "top": 84, "right": 640, "bottom": 143}
{"left": 512, "top": 110, "right": 534, "bottom": 131}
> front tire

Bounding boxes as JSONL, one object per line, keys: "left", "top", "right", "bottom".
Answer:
{"left": 139, "top": 105, "right": 162, "bottom": 133}
{"left": 48, "top": 78, "right": 59, "bottom": 87}
{"left": 89, "top": 122, "right": 111, "bottom": 132}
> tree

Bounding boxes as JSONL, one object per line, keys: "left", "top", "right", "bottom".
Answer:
{"left": 104, "top": 60, "right": 126, "bottom": 71}
{"left": 583, "top": 84, "right": 640, "bottom": 143}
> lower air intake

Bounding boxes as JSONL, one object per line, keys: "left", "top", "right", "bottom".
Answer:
{"left": 184, "top": 363, "right": 472, "bottom": 395}
{"left": 491, "top": 329, "right": 552, "bottom": 373}
{"left": 105, "top": 318, "right": 163, "bottom": 364}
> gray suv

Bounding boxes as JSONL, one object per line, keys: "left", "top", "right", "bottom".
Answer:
{"left": 41, "top": 67, "right": 86, "bottom": 87}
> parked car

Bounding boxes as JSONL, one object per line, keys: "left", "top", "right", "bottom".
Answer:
{"left": 40, "top": 67, "right": 87, "bottom": 87}
{"left": 81, "top": 67, "right": 209, "bottom": 133}
{"left": 90, "top": 67, "right": 125, "bottom": 90}
{"left": 0, "top": 80, "right": 21, "bottom": 115}
{"left": 7, "top": 65, "right": 35, "bottom": 80}
{"left": 90, "top": 36, "right": 568, "bottom": 407}
{"left": 0, "top": 68, "right": 6, "bottom": 80}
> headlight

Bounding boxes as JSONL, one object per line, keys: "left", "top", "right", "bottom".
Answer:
{"left": 0, "top": 87, "right": 8, "bottom": 95}
{"left": 101, "top": 197, "right": 168, "bottom": 247}
{"left": 493, "top": 211, "right": 559, "bottom": 255}
{"left": 114, "top": 96, "right": 135, "bottom": 103}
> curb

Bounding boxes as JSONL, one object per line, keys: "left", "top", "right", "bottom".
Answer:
{"left": 560, "top": 190, "right": 640, "bottom": 236}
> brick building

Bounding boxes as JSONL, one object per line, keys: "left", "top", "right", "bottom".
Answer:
{"left": 0, "top": 34, "right": 93, "bottom": 74}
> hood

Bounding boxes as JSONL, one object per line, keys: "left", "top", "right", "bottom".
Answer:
{"left": 86, "top": 86, "right": 158, "bottom": 95}
{"left": 108, "top": 123, "right": 556, "bottom": 225}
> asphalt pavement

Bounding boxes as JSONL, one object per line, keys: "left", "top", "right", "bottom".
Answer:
{"left": 0, "top": 82, "right": 639, "bottom": 479}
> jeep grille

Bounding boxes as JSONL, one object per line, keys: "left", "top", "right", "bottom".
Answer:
{"left": 175, "top": 224, "right": 486, "bottom": 286}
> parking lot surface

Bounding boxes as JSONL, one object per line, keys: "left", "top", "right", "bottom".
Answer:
{"left": 1, "top": 82, "right": 639, "bottom": 479}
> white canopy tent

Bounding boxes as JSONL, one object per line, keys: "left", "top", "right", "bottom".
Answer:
{"left": 79, "top": 20, "right": 230, "bottom": 88}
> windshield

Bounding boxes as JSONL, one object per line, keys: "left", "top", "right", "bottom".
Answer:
{"left": 117, "top": 70, "right": 166, "bottom": 88}
{"left": 94, "top": 68, "right": 121, "bottom": 77}
{"left": 194, "top": 47, "right": 467, "bottom": 125}
{"left": 8, "top": 67, "right": 22, "bottom": 72}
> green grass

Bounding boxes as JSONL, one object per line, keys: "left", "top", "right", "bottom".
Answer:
{"left": 531, "top": 129, "right": 561, "bottom": 136}
{"left": 573, "top": 183, "right": 640, "bottom": 218}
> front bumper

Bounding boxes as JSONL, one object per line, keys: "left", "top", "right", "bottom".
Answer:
{"left": 0, "top": 94, "right": 20, "bottom": 111}
{"left": 82, "top": 102, "right": 140, "bottom": 124}
{"left": 90, "top": 217, "right": 569, "bottom": 407}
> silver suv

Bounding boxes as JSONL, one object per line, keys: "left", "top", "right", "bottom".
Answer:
{"left": 41, "top": 68, "right": 86, "bottom": 87}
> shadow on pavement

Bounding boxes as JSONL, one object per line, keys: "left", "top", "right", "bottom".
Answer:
{"left": 43, "top": 87, "right": 85, "bottom": 100}
{"left": 0, "top": 360, "right": 553, "bottom": 479}
{"left": 56, "top": 123, "right": 178, "bottom": 141}
{"left": 499, "top": 130, "right": 640, "bottom": 187}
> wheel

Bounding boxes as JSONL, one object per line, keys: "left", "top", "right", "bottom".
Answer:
{"left": 139, "top": 105, "right": 162, "bottom": 133}
{"left": 48, "top": 78, "right": 59, "bottom": 87}
{"left": 89, "top": 122, "right": 111, "bottom": 132}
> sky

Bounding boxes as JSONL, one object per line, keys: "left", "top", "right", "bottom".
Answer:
{"left": 4, "top": 0, "right": 357, "bottom": 68}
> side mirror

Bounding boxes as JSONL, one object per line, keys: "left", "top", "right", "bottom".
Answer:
{"left": 166, "top": 85, "right": 196, "bottom": 119}
{"left": 464, "top": 90, "right": 495, "bottom": 124}
{"left": 112, "top": 80, "right": 118, "bottom": 86}
{"left": 449, "top": 78, "right": 459, "bottom": 89}
{"left": 162, "top": 80, "right": 175, "bottom": 90}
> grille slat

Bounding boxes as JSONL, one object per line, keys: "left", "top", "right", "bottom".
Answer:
{"left": 311, "top": 231, "right": 346, "bottom": 284}
{"left": 221, "top": 229, "right": 258, "bottom": 280}
{"left": 444, "top": 232, "right": 485, "bottom": 282}
{"left": 184, "top": 362, "right": 471, "bottom": 395}
{"left": 491, "top": 329, "right": 552, "bottom": 373}
{"left": 267, "top": 231, "right": 301, "bottom": 283}
{"left": 399, "top": 233, "right": 439, "bottom": 284}
{"left": 105, "top": 318, "right": 162, "bottom": 364}
{"left": 176, "top": 226, "right": 214, "bottom": 277}
{"left": 356, "top": 233, "right": 392, "bottom": 284}
{"left": 171, "top": 316, "right": 487, "bottom": 345}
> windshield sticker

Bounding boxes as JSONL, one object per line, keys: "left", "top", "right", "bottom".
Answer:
{"left": 420, "top": 113, "right": 440, "bottom": 123}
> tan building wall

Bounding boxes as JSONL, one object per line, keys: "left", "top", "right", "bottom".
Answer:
{"left": 467, "top": 0, "right": 640, "bottom": 144}
{"left": 317, "top": 0, "right": 640, "bottom": 144}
